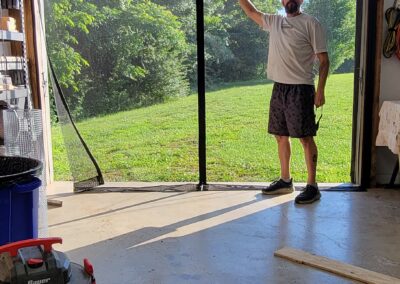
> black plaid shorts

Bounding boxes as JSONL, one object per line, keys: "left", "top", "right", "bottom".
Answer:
{"left": 268, "top": 82, "right": 317, "bottom": 138}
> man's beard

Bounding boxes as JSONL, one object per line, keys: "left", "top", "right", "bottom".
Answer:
{"left": 284, "top": 0, "right": 299, "bottom": 14}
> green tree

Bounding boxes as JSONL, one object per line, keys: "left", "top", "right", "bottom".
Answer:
{"left": 303, "top": 0, "right": 356, "bottom": 73}
{"left": 152, "top": 0, "right": 281, "bottom": 85}
{"left": 46, "top": 0, "right": 190, "bottom": 118}
{"left": 76, "top": 0, "right": 190, "bottom": 117}
{"left": 151, "top": 0, "right": 198, "bottom": 86}
{"left": 218, "top": 0, "right": 280, "bottom": 82}
{"left": 45, "top": 0, "right": 98, "bottom": 117}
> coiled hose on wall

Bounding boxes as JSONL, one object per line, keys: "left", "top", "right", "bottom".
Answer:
{"left": 383, "top": 3, "right": 400, "bottom": 58}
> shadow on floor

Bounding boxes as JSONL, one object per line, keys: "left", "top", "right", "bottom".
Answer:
{"left": 61, "top": 191, "right": 400, "bottom": 284}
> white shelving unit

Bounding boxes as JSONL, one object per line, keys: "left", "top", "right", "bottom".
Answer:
{"left": 0, "top": 30, "right": 23, "bottom": 41}
{"left": 0, "top": 0, "right": 31, "bottom": 109}
{"left": 0, "top": 56, "right": 25, "bottom": 70}
{"left": 0, "top": 88, "right": 29, "bottom": 100}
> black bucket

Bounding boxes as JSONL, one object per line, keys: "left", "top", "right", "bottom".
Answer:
{"left": 0, "top": 156, "right": 42, "bottom": 184}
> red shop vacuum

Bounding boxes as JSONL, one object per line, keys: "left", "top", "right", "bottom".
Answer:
{"left": 0, "top": 238, "right": 95, "bottom": 284}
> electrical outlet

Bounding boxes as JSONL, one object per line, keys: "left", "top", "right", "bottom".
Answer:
{"left": 395, "top": 0, "right": 400, "bottom": 9}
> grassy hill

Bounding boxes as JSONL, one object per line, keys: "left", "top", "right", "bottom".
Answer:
{"left": 52, "top": 73, "right": 354, "bottom": 183}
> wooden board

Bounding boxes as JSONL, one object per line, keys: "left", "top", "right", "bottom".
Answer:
{"left": 274, "top": 247, "right": 400, "bottom": 284}
{"left": 370, "top": 0, "right": 384, "bottom": 186}
{"left": 24, "top": 0, "right": 40, "bottom": 109}
{"left": 47, "top": 199, "right": 63, "bottom": 208}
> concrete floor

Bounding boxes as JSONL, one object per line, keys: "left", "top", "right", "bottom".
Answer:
{"left": 47, "top": 183, "right": 400, "bottom": 284}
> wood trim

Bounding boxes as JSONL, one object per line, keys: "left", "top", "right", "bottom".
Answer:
{"left": 275, "top": 247, "right": 400, "bottom": 284}
{"left": 360, "top": 0, "right": 379, "bottom": 188}
{"left": 351, "top": 0, "right": 365, "bottom": 184}
{"left": 370, "top": 0, "right": 384, "bottom": 186}
{"left": 8, "top": 9, "right": 22, "bottom": 57}
{"left": 24, "top": 0, "right": 39, "bottom": 109}
{"left": 24, "top": 0, "right": 53, "bottom": 183}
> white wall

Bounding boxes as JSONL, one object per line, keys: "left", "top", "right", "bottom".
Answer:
{"left": 376, "top": 0, "right": 400, "bottom": 184}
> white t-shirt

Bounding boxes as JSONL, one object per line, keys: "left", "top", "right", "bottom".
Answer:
{"left": 262, "top": 13, "right": 327, "bottom": 85}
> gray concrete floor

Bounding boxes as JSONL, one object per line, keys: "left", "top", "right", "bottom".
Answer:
{"left": 47, "top": 183, "right": 400, "bottom": 284}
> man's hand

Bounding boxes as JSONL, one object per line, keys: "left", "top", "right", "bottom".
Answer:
{"left": 315, "top": 89, "right": 325, "bottom": 108}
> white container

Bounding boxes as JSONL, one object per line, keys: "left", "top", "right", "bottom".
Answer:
{"left": 0, "top": 43, "right": 11, "bottom": 56}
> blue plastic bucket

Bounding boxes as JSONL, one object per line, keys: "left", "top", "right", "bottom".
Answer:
{"left": 0, "top": 177, "right": 42, "bottom": 246}
{"left": 0, "top": 156, "right": 42, "bottom": 246}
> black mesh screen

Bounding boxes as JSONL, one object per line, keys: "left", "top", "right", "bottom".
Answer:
{"left": 48, "top": 60, "right": 104, "bottom": 191}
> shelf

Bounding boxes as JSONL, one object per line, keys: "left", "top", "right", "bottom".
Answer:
{"left": 0, "top": 0, "right": 28, "bottom": 108}
{"left": 1, "top": 5, "right": 20, "bottom": 10}
{"left": 0, "top": 87, "right": 28, "bottom": 100}
{"left": 1, "top": 0, "right": 21, "bottom": 10}
{"left": 0, "top": 30, "right": 23, "bottom": 41}
{"left": 0, "top": 56, "right": 24, "bottom": 71}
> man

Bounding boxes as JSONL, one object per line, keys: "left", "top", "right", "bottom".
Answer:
{"left": 238, "top": 0, "right": 330, "bottom": 204}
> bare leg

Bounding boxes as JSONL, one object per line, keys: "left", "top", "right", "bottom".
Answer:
{"left": 275, "top": 135, "right": 291, "bottom": 180}
{"left": 299, "top": 136, "right": 318, "bottom": 184}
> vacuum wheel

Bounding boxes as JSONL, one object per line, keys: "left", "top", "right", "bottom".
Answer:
{"left": 68, "top": 263, "right": 92, "bottom": 284}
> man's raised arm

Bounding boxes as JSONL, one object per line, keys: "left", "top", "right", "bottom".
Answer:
{"left": 238, "top": 0, "right": 264, "bottom": 27}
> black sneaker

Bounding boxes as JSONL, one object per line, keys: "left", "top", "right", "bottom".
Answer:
{"left": 262, "top": 179, "right": 294, "bottom": 195}
{"left": 295, "top": 184, "right": 321, "bottom": 204}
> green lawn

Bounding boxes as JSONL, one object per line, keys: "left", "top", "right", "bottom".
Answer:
{"left": 52, "top": 73, "right": 354, "bottom": 183}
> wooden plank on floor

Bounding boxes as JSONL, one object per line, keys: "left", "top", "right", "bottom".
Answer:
{"left": 274, "top": 247, "right": 400, "bottom": 284}
{"left": 47, "top": 199, "right": 63, "bottom": 208}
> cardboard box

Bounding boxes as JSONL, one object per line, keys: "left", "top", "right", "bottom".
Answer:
{"left": 0, "top": 16, "right": 16, "bottom": 31}
{"left": 0, "top": 76, "right": 13, "bottom": 90}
